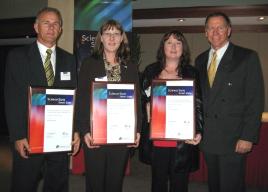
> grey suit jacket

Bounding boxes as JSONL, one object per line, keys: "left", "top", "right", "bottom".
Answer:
{"left": 5, "top": 42, "right": 77, "bottom": 142}
{"left": 195, "top": 42, "right": 264, "bottom": 154}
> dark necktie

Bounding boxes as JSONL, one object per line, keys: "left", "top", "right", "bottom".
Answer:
{"left": 44, "top": 49, "right": 54, "bottom": 86}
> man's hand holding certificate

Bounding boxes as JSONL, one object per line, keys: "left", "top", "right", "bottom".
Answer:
{"left": 28, "top": 87, "right": 75, "bottom": 154}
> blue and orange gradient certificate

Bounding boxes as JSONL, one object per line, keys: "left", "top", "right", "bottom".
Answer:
{"left": 91, "top": 82, "right": 136, "bottom": 145}
{"left": 150, "top": 80, "right": 195, "bottom": 140}
{"left": 28, "top": 87, "right": 75, "bottom": 154}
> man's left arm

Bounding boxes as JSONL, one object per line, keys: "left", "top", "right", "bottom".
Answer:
{"left": 236, "top": 51, "right": 264, "bottom": 154}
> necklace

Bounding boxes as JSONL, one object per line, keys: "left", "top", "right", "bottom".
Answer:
{"left": 103, "top": 55, "right": 121, "bottom": 82}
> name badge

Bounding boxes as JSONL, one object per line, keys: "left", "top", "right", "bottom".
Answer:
{"left": 61, "top": 72, "right": 71, "bottom": 81}
{"left": 95, "top": 76, "right": 108, "bottom": 82}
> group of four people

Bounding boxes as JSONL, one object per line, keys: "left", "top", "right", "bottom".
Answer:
{"left": 4, "top": 6, "right": 264, "bottom": 192}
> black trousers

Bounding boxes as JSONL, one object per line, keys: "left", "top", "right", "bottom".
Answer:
{"left": 10, "top": 148, "right": 69, "bottom": 192}
{"left": 204, "top": 152, "right": 246, "bottom": 192}
{"left": 83, "top": 145, "right": 129, "bottom": 192}
{"left": 151, "top": 147, "right": 189, "bottom": 192}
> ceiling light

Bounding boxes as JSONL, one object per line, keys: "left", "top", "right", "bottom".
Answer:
{"left": 258, "top": 16, "right": 265, "bottom": 21}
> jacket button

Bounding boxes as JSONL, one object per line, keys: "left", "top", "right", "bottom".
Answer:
{"left": 221, "top": 99, "right": 225, "bottom": 102}
{"left": 214, "top": 114, "right": 218, "bottom": 118}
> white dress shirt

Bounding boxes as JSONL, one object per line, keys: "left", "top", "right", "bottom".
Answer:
{"left": 207, "top": 42, "right": 229, "bottom": 71}
{"left": 37, "top": 41, "right": 56, "bottom": 73}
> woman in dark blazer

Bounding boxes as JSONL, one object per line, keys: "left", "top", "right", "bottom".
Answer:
{"left": 75, "top": 20, "right": 140, "bottom": 192}
{"left": 139, "top": 31, "right": 203, "bottom": 192}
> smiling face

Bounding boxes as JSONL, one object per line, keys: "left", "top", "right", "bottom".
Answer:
{"left": 164, "top": 34, "right": 183, "bottom": 62}
{"left": 100, "top": 27, "right": 123, "bottom": 55}
{"left": 34, "top": 11, "right": 62, "bottom": 48}
{"left": 205, "top": 16, "right": 231, "bottom": 50}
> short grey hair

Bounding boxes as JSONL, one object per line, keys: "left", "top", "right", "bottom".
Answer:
{"left": 35, "top": 7, "right": 63, "bottom": 26}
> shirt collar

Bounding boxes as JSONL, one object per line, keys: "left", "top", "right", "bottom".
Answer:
{"left": 36, "top": 41, "right": 56, "bottom": 57}
{"left": 210, "top": 41, "right": 229, "bottom": 60}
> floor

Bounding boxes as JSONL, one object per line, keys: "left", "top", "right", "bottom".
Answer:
{"left": 0, "top": 135, "right": 267, "bottom": 192}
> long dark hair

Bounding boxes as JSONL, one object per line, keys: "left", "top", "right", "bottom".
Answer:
{"left": 156, "top": 30, "right": 191, "bottom": 75}
{"left": 92, "top": 20, "right": 130, "bottom": 65}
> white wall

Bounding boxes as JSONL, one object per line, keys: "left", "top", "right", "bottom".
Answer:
{"left": 48, "top": 0, "right": 74, "bottom": 53}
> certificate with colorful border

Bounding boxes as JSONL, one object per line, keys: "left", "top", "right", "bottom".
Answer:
{"left": 28, "top": 87, "right": 75, "bottom": 154}
{"left": 150, "top": 79, "right": 195, "bottom": 140}
{"left": 91, "top": 82, "right": 137, "bottom": 145}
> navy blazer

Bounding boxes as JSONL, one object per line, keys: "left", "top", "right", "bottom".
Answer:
{"left": 195, "top": 42, "right": 264, "bottom": 154}
{"left": 5, "top": 42, "right": 77, "bottom": 142}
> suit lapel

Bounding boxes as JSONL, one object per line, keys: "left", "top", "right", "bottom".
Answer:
{"left": 208, "top": 43, "right": 234, "bottom": 105}
{"left": 198, "top": 50, "right": 210, "bottom": 104}
{"left": 120, "top": 63, "right": 128, "bottom": 81}
{"left": 54, "top": 47, "right": 62, "bottom": 86}
{"left": 28, "top": 42, "right": 47, "bottom": 86}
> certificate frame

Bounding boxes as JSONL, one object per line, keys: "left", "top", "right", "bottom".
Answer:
{"left": 28, "top": 86, "right": 76, "bottom": 154}
{"left": 90, "top": 81, "right": 137, "bottom": 145}
{"left": 150, "top": 79, "right": 195, "bottom": 140}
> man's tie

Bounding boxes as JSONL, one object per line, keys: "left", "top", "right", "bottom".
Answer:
{"left": 44, "top": 49, "right": 54, "bottom": 86}
{"left": 207, "top": 52, "right": 217, "bottom": 87}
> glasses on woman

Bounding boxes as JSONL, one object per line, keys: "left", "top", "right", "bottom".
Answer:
{"left": 102, "top": 32, "right": 122, "bottom": 39}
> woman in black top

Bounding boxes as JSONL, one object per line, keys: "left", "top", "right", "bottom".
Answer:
{"left": 139, "top": 30, "right": 203, "bottom": 192}
{"left": 75, "top": 20, "right": 140, "bottom": 192}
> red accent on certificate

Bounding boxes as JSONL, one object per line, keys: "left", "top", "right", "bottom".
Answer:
{"left": 150, "top": 80, "right": 195, "bottom": 140}
{"left": 28, "top": 87, "right": 75, "bottom": 154}
{"left": 91, "top": 82, "right": 137, "bottom": 145}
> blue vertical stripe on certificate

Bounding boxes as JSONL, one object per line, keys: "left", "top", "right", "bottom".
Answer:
{"left": 93, "top": 88, "right": 108, "bottom": 100}
{"left": 152, "top": 85, "right": 167, "bottom": 96}
{"left": 167, "top": 86, "right": 193, "bottom": 96}
{"left": 108, "top": 89, "right": 134, "bottom": 99}
{"left": 32, "top": 94, "right": 46, "bottom": 106}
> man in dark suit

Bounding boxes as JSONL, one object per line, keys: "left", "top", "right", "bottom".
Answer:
{"left": 5, "top": 7, "right": 80, "bottom": 192}
{"left": 195, "top": 12, "right": 264, "bottom": 192}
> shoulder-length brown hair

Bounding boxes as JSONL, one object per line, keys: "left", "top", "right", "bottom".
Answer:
{"left": 157, "top": 30, "right": 191, "bottom": 73}
{"left": 92, "top": 19, "right": 130, "bottom": 65}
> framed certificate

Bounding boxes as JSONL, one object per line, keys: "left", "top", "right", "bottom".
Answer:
{"left": 91, "top": 82, "right": 137, "bottom": 145}
{"left": 150, "top": 79, "right": 195, "bottom": 140}
{"left": 28, "top": 87, "right": 75, "bottom": 154}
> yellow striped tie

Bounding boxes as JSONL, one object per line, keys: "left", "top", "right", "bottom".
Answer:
{"left": 44, "top": 49, "right": 54, "bottom": 86}
{"left": 208, "top": 52, "right": 217, "bottom": 87}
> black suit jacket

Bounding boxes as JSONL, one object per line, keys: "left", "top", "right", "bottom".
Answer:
{"left": 5, "top": 42, "right": 77, "bottom": 142}
{"left": 195, "top": 42, "right": 264, "bottom": 154}
{"left": 75, "top": 55, "right": 141, "bottom": 137}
